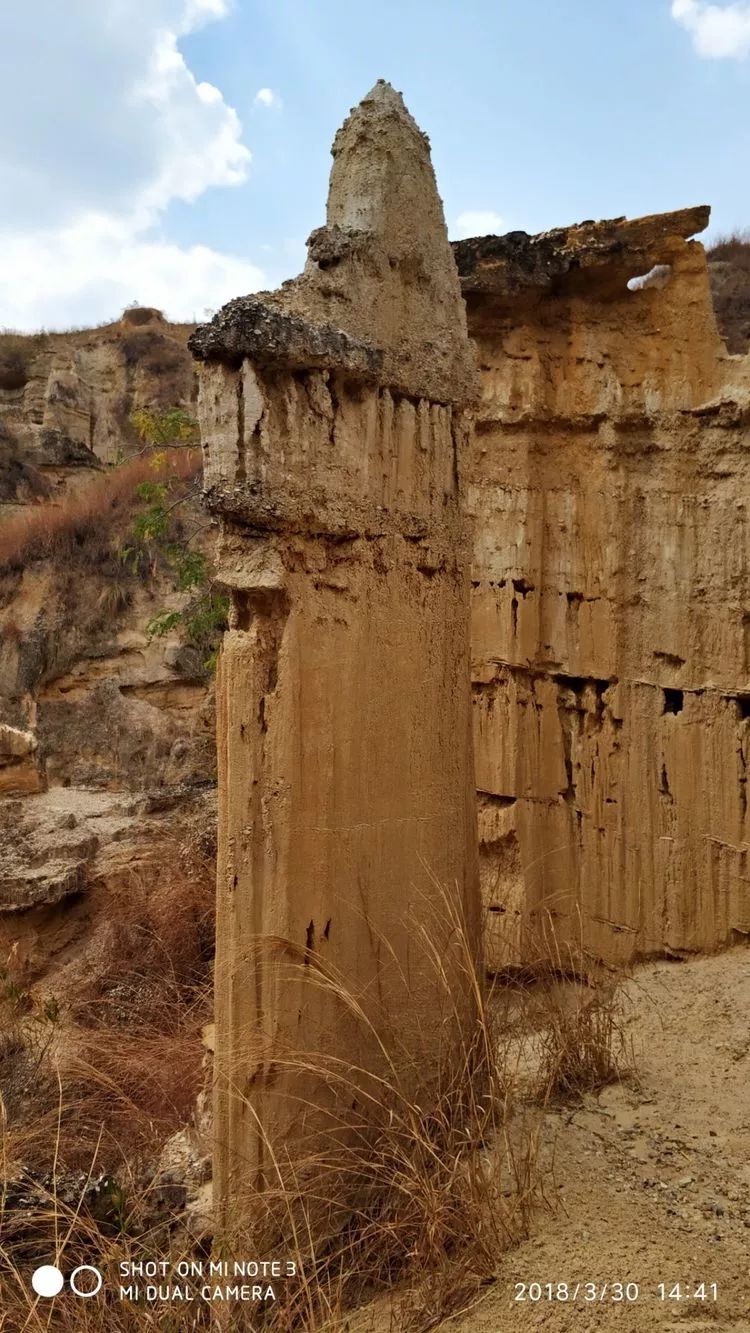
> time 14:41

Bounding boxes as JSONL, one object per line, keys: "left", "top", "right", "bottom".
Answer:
{"left": 657, "top": 1283, "right": 718, "bottom": 1302}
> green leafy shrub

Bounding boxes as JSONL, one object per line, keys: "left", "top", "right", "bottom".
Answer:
{"left": 127, "top": 408, "right": 227, "bottom": 666}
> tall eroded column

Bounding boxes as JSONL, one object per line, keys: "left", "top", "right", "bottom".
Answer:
{"left": 190, "top": 82, "right": 480, "bottom": 1225}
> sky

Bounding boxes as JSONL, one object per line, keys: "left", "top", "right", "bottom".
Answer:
{"left": 1, "top": 0, "right": 749, "bottom": 330}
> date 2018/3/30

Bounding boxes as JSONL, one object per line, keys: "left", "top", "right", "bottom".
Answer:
{"left": 514, "top": 1281, "right": 718, "bottom": 1303}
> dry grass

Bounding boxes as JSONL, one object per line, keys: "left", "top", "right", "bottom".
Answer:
{"left": 0, "top": 874, "right": 632, "bottom": 1332}
{"left": 0, "top": 882, "right": 541, "bottom": 1333}
{"left": 0, "top": 446, "right": 200, "bottom": 575}
{"left": 533, "top": 979, "right": 628, "bottom": 1103}
{"left": 206, "top": 883, "right": 546, "bottom": 1332}
{"left": 0, "top": 842, "right": 214, "bottom": 1139}
{"left": 487, "top": 912, "right": 633, "bottom": 1106}
{"left": 487, "top": 911, "right": 634, "bottom": 1109}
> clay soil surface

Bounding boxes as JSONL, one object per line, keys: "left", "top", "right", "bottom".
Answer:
{"left": 447, "top": 947, "right": 750, "bottom": 1332}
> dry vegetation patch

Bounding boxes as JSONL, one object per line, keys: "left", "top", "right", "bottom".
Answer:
{"left": 0, "top": 886, "right": 632, "bottom": 1332}
{"left": 0, "top": 848, "right": 215, "bottom": 1325}
{"left": 0, "top": 332, "right": 50, "bottom": 391}
{"left": 0, "top": 446, "right": 200, "bottom": 575}
{"left": 707, "top": 229, "right": 750, "bottom": 353}
{"left": 707, "top": 229, "right": 750, "bottom": 267}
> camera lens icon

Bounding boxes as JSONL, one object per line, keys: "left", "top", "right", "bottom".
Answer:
{"left": 32, "top": 1264, "right": 103, "bottom": 1298}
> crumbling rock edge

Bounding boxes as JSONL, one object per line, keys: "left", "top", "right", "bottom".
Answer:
{"left": 188, "top": 296, "right": 383, "bottom": 383}
{"left": 452, "top": 204, "right": 712, "bottom": 295}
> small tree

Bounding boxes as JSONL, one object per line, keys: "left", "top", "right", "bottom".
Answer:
{"left": 131, "top": 406, "right": 196, "bottom": 450}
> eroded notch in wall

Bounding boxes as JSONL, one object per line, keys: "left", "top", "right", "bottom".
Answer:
{"left": 232, "top": 587, "right": 291, "bottom": 719}
{"left": 663, "top": 688, "right": 684, "bottom": 715}
{"left": 627, "top": 264, "right": 673, "bottom": 292}
{"left": 236, "top": 367, "right": 246, "bottom": 484}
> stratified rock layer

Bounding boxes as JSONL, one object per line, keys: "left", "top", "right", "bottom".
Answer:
{"left": 192, "top": 82, "right": 480, "bottom": 1218}
{"left": 455, "top": 209, "right": 750, "bottom": 967}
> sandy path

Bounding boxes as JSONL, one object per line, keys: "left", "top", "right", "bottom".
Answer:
{"left": 447, "top": 948, "right": 750, "bottom": 1332}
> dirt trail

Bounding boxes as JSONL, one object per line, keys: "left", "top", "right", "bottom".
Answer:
{"left": 450, "top": 947, "right": 750, "bottom": 1332}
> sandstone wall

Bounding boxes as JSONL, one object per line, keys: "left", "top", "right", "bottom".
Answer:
{"left": 455, "top": 210, "right": 750, "bottom": 967}
{"left": 192, "top": 82, "right": 480, "bottom": 1215}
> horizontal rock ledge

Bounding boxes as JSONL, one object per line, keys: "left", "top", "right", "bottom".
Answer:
{"left": 452, "top": 205, "right": 712, "bottom": 296}
{"left": 188, "top": 296, "right": 383, "bottom": 381}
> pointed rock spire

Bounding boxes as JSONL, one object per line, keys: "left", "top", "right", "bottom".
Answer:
{"left": 192, "top": 81, "right": 476, "bottom": 404}
{"left": 294, "top": 79, "right": 476, "bottom": 402}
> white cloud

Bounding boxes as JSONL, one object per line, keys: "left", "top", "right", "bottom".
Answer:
{"left": 671, "top": 0, "right": 750, "bottom": 58}
{"left": 0, "top": 0, "right": 261, "bottom": 330}
{"left": 451, "top": 210, "right": 506, "bottom": 240}
{"left": 0, "top": 216, "right": 264, "bottom": 329}
{"left": 181, "top": 0, "right": 230, "bottom": 27}
{"left": 254, "top": 87, "right": 282, "bottom": 109}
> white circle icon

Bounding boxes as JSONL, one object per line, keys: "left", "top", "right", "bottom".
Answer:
{"left": 31, "top": 1265, "right": 64, "bottom": 1298}
{"left": 69, "top": 1265, "right": 103, "bottom": 1298}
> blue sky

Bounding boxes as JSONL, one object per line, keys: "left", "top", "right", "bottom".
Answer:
{"left": 1, "top": 0, "right": 749, "bottom": 328}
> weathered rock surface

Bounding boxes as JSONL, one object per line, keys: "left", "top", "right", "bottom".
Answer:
{"left": 0, "top": 308, "right": 194, "bottom": 509}
{"left": 0, "top": 311, "right": 216, "bottom": 799}
{"left": 0, "top": 788, "right": 114, "bottom": 912}
{"left": 456, "top": 208, "right": 750, "bottom": 967}
{"left": 0, "top": 783, "right": 215, "bottom": 991}
{"left": 193, "top": 81, "right": 480, "bottom": 1218}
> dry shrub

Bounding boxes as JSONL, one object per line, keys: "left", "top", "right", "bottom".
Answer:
{"left": 65, "top": 1030, "right": 207, "bottom": 1165}
{"left": 58, "top": 862, "right": 215, "bottom": 1164}
{"left": 120, "top": 307, "right": 165, "bottom": 327}
{"left": 120, "top": 330, "right": 186, "bottom": 376}
{"left": 707, "top": 230, "right": 750, "bottom": 268}
{"left": 0, "top": 866, "right": 214, "bottom": 1326}
{"left": 0, "top": 331, "right": 49, "bottom": 390}
{"left": 0, "top": 418, "right": 50, "bottom": 504}
{"left": 488, "top": 911, "right": 633, "bottom": 1107}
{"left": 118, "top": 328, "right": 194, "bottom": 407}
{"left": 707, "top": 229, "right": 750, "bottom": 353}
{"left": 96, "top": 580, "right": 132, "bottom": 618}
{"left": 0, "top": 446, "right": 200, "bottom": 574}
{"left": 1, "top": 850, "right": 214, "bottom": 1172}
{"left": 533, "top": 980, "right": 627, "bottom": 1103}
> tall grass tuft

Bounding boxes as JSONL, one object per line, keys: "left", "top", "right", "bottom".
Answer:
{"left": 208, "top": 880, "right": 544, "bottom": 1330}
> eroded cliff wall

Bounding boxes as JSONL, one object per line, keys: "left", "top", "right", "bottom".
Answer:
{"left": 0, "top": 309, "right": 216, "bottom": 1021}
{"left": 0, "top": 308, "right": 213, "bottom": 800}
{"left": 191, "top": 81, "right": 481, "bottom": 1216}
{"left": 454, "top": 209, "right": 750, "bottom": 968}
